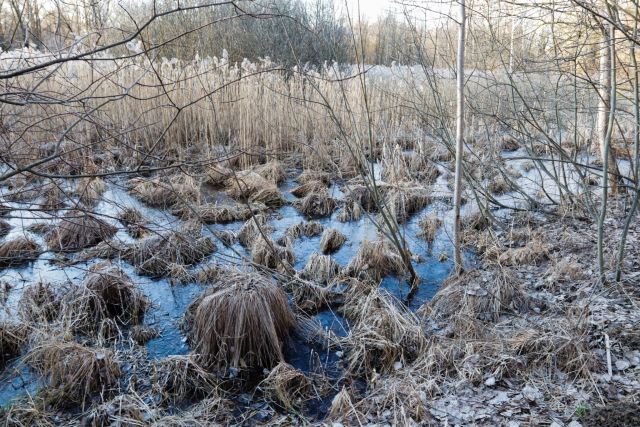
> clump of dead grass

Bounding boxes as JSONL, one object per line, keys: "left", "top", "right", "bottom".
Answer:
{"left": 417, "top": 213, "right": 442, "bottom": 243}
{"left": 75, "top": 177, "right": 106, "bottom": 206}
{"left": 176, "top": 202, "right": 266, "bottom": 223}
{"left": 45, "top": 210, "right": 117, "bottom": 252}
{"left": 248, "top": 186, "right": 286, "bottom": 207}
{"left": 251, "top": 235, "right": 295, "bottom": 273}
{"left": 297, "top": 170, "right": 331, "bottom": 185}
{"left": 346, "top": 240, "right": 405, "bottom": 281}
{"left": 27, "top": 338, "right": 121, "bottom": 406}
{"left": 342, "top": 289, "right": 425, "bottom": 377}
{"left": 87, "top": 394, "right": 157, "bottom": 426}
{"left": 124, "top": 223, "right": 216, "bottom": 277}
{"left": 497, "top": 237, "right": 550, "bottom": 266}
{"left": 337, "top": 199, "right": 363, "bottom": 222}
{"left": 188, "top": 270, "right": 295, "bottom": 370}
{"left": 301, "top": 253, "right": 341, "bottom": 285}
{"left": 294, "top": 188, "right": 337, "bottom": 218}
{"left": 385, "top": 185, "right": 431, "bottom": 223}
{"left": 0, "top": 219, "right": 11, "bottom": 238}
{"left": 225, "top": 170, "right": 273, "bottom": 200}
{"left": 320, "top": 227, "right": 346, "bottom": 254}
{"left": 260, "top": 362, "right": 311, "bottom": 411}
{"left": 119, "top": 207, "right": 149, "bottom": 238}
{"left": 19, "top": 281, "right": 60, "bottom": 323}
{"left": 0, "top": 237, "right": 40, "bottom": 268}
{"left": 151, "top": 355, "right": 219, "bottom": 404}
{"left": 0, "top": 322, "right": 27, "bottom": 368}
{"left": 284, "top": 221, "right": 324, "bottom": 240}
{"left": 129, "top": 174, "right": 199, "bottom": 209}
{"left": 290, "top": 180, "right": 326, "bottom": 198}
{"left": 254, "top": 160, "right": 286, "bottom": 185}
{"left": 203, "top": 164, "right": 233, "bottom": 186}
{"left": 237, "top": 214, "right": 272, "bottom": 247}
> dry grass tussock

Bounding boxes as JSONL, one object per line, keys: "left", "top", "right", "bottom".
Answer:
{"left": 496, "top": 236, "right": 550, "bottom": 266}
{"left": 284, "top": 221, "right": 324, "bottom": 240}
{"left": 291, "top": 278, "right": 335, "bottom": 313}
{"left": 425, "top": 269, "right": 528, "bottom": 325}
{"left": 151, "top": 355, "right": 219, "bottom": 404}
{"left": 188, "top": 270, "right": 295, "bottom": 370}
{"left": 294, "top": 188, "right": 337, "bottom": 218}
{"left": 290, "top": 180, "right": 327, "bottom": 198}
{"left": 26, "top": 337, "right": 121, "bottom": 407}
{"left": 63, "top": 263, "right": 149, "bottom": 335}
{"left": 417, "top": 213, "right": 442, "bottom": 243}
{"left": 260, "top": 362, "right": 313, "bottom": 411}
{"left": 237, "top": 214, "right": 272, "bottom": 247}
{"left": 337, "top": 198, "right": 363, "bottom": 222}
{"left": 225, "top": 170, "right": 277, "bottom": 201}
{"left": 45, "top": 210, "right": 117, "bottom": 252}
{"left": 0, "top": 218, "right": 11, "bottom": 238}
{"left": 341, "top": 289, "right": 425, "bottom": 377}
{"left": 381, "top": 143, "right": 440, "bottom": 184}
{"left": 384, "top": 185, "right": 431, "bottom": 223}
{"left": 346, "top": 239, "right": 405, "bottom": 281}
{"left": 297, "top": 170, "right": 332, "bottom": 185}
{"left": 250, "top": 235, "right": 295, "bottom": 273}
{"left": 0, "top": 322, "right": 28, "bottom": 368}
{"left": 178, "top": 201, "right": 267, "bottom": 223}
{"left": 124, "top": 222, "right": 216, "bottom": 277}
{"left": 118, "top": 207, "right": 149, "bottom": 238}
{"left": 300, "top": 252, "right": 341, "bottom": 285}
{"left": 0, "top": 237, "right": 40, "bottom": 268}
{"left": 87, "top": 394, "right": 158, "bottom": 426}
{"left": 320, "top": 227, "right": 346, "bottom": 254}
{"left": 19, "top": 281, "right": 60, "bottom": 323}
{"left": 129, "top": 174, "right": 200, "bottom": 209}
{"left": 203, "top": 164, "right": 233, "bottom": 186}
{"left": 253, "top": 160, "right": 287, "bottom": 185}
{"left": 75, "top": 177, "right": 106, "bottom": 206}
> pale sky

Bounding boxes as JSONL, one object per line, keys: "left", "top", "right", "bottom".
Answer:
{"left": 341, "top": 0, "right": 453, "bottom": 24}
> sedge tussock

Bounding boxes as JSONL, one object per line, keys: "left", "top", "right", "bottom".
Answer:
{"left": 26, "top": 222, "right": 54, "bottom": 234}
{"left": 424, "top": 269, "right": 528, "bottom": 325}
{"left": 188, "top": 270, "right": 295, "bottom": 370}
{"left": 290, "top": 180, "right": 326, "bottom": 198}
{"left": 0, "top": 322, "right": 28, "bottom": 368}
{"left": 0, "top": 237, "right": 40, "bottom": 268}
{"left": 118, "top": 207, "right": 149, "bottom": 238}
{"left": 417, "top": 213, "right": 442, "bottom": 243}
{"left": 290, "top": 277, "right": 340, "bottom": 314}
{"left": 343, "top": 184, "right": 381, "bottom": 212}
{"left": 345, "top": 240, "right": 405, "bottom": 281}
{"left": 203, "top": 164, "right": 233, "bottom": 187}
{"left": 45, "top": 210, "right": 117, "bottom": 252}
{"left": 129, "top": 174, "right": 200, "bottom": 209}
{"left": 151, "top": 355, "right": 219, "bottom": 404}
{"left": 285, "top": 221, "right": 324, "bottom": 240}
{"left": 384, "top": 185, "right": 431, "bottom": 223}
{"left": 354, "top": 375, "right": 431, "bottom": 424}
{"left": 297, "top": 170, "right": 331, "bottom": 185}
{"left": 175, "top": 201, "right": 267, "bottom": 223}
{"left": 248, "top": 186, "right": 286, "bottom": 207}
{"left": 487, "top": 175, "right": 511, "bottom": 195}
{"left": 337, "top": 199, "right": 363, "bottom": 222}
{"left": 500, "top": 135, "right": 520, "bottom": 151}
{"left": 73, "top": 239, "right": 128, "bottom": 264}
{"left": 497, "top": 237, "right": 550, "bottom": 266}
{"left": 0, "top": 218, "right": 11, "bottom": 238}
{"left": 130, "top": 325, "right": 160, "bottom": 345}
{"left": 300, "top": 253, "right": 341, "bottom": 285}
{"left": 328, "top": 386, "right": 360, "bottom": 421}
{"left": 26, "top": 339, "right": 121, "bottom": 407}
{"left": 124, "top": 223, "right": 216, "bottom": 277}
{"left": 213, "top": 229, "right": 237, "bottom": 247}
{"left": 260, "top": 362, "right": 311, "bottom": 411}
{"left": 19, "top": 281, "right": 60, "bottom": 323}
{"left": 342, "top": 289, "right": 425, "bottom": 377}
{"left": 225, "top": 170, "right": 273, "bottom": 200}
{"left": 251, "top": 235, "right": 295, "bottom": 272}
{"left": 237, "top": 214, "right": 272, "bottom": 247}
{"left": 75, "top": 177, "right": 106, "bottom": 206}
{"left": 253, "top": 160, "right": 286, "bottom": 184}
{"left": 294, "top": 188, "right": 337, "bottom": 218}
{"left": 88, "top": 394, "right": 157, "bottom": 426}
{"left": 40, "top": 181, "right": 67, "bottom": 211}
{"left": 150, "top": 395, "right": 234, "bottom": 426}
{"left": 320, "top": 227, "right": 346, "bottom": 254}
{"left": 64, "top": 263, "right": 149, "bottom": 334}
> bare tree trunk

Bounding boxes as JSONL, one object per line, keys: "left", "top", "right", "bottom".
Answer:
{"left": 453, "top": 0, "right": 466, "bottom": 274}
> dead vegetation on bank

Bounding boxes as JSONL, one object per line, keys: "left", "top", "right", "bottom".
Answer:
{"left": 0, "top": 237, "right": 40, "bottom": 268}
{"left": 45, "top": 211, "right": 117, "bottom": 252}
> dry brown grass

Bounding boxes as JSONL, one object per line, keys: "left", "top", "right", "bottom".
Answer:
{"left": 301, "top": 253, "right": 341, "bottom": 285}
{"left": 342, "top": 289, "right": 425, "bottom": 377}
{"left": 118, "top": 207, "right": 149, "bottom": 238}
{"left": 124, "top": 223, "right": 216, "bottom": 277}
{"left": 19, "top": 281, "right": 60, "bottom": 323}
{"left": 297, "top": 170, "right": 331, "bottom": 185}
{"left": 251, "top": 235, "right": 295, "bottom": 272}
{"left": 88, "top": 394, "right": 157, "bottom": 426}
{"left": 291, "top": 279, "right": 333, "bottom": 313}
{"left": 225, "top": 170, "right": 272, "bottom": 200}
{"left": 260, "top": 362, "right": 311, "bottom": 411}
{"left": 294, "top": 188, "right": 337, "bottom": 218}
{"left": 0, "top": 322, "right": 27, "bottom": 368}
{"left": 253, "top": 160, "right": 287, "bottom": 185}
{"left": 64, "top": 263, "right": 149, "bottom": 334}
{"left": 188, "top": 270, "right": 295, "bottom": 370}
{"left": 177, "top": 202, "right": 266, "bottom": 223}
{"left": 336, "top": 199, "right": 363, "bottom": 222}
{"left": 75, "top": 177, "right": 106, "bottom": 206}
{"left": 417, "top": 213, "right": 442, "bottom": 243}
{"left": 237, "top": 214, "right": 272, "bottom": 247}
{"left": 130, "top": 325, "right": 160, "bottom": 345}
{"left": 497, "top": 237, "right": 550, "bottom": 266}
{"left": 284, "top": 221, "right": 324, "bottom": 240}
{"left": 151, "top": 355, "right": 219, "bottom": 404}
{"left": 0, "top": 218, "right": 11, "bottom": 238}
{"left": 45, "top": 210, "right": 117, "bottom": 252}
{"left": 290, "top": 180, "right": 326, "bottom": 198}
{"left": 345, "top": 240, "right": 405, "bottom": 281}
{"left": 203, "top": 164, "right": 233, "bottom": 187}
{"left": 385, "top": 185, "right": 431, "bottom": 223}
{"left": 27, "top": 338, "right": 121, "bottom": 407}
{"left": 248, "top": 186, "right": 286, "bottom": 207}
{"left": 129, "top": 174, "right": 200, "bottom": 209}
{"left": 320, "top": 227, "right": 346, "bottom": 254}
{"left": 425, "top": 269, "right": 528, "bottom": 325}
{"left": 0, "top": 237, "right": 40, "bottom": 268}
